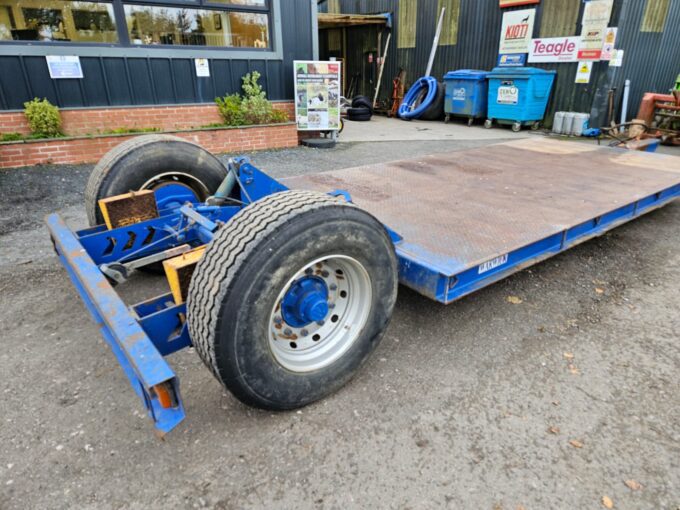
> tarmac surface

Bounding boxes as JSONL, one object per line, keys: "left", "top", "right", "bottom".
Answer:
{"left": 1, "top": 134, "right": 679, "bottom": 510}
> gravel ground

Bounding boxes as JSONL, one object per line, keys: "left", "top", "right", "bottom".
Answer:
{"left": 0, "top": 139, "right": 679, "bottom": 510}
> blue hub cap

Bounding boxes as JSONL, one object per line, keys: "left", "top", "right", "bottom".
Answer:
{"left": 152, "top": 182, "right": 200, "bottom": 210}
{"left": 281, "top": 276, "right": 329, "bottom": 327}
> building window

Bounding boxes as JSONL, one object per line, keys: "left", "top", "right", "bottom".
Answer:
{"left": 124, "top": 4, "right": 269, "bottom": 47}
{"left": 0, "top": 1, "right": 118, "bottom": 43}
{"left": 0, "top": 0, "right": 272, "bottom": 49}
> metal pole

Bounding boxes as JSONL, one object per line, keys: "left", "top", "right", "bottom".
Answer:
{"left": 620, "top": 79, "right": 631, "bottom": 133}
{"left": 373, "top": 32, "right": 392, "bottom": 108}
{"left": 425, "top": 7, "right": 445, "bottom": 77}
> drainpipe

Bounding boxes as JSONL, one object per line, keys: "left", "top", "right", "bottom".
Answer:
{"left": 620, "top": 79, "right": 631, "bottom": 132}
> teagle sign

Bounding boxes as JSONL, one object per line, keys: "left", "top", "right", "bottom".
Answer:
{"left": 499, "top": 8, "right": 536, "bottom": 54}
{"left": 528, "top": 36, "right": 581, "bottom": 63}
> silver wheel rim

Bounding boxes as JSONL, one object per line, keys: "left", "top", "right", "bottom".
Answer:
{"left": 268, "top": 255, "right": 372, "bottom": 373}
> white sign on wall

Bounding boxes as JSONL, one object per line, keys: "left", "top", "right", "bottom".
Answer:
{"left": 499, "top": 8, "right": 536, "bottom": 54}
{"left": 46, "top": 55, "right": 83, "bottom": 79}
{"left": 528, "top": 36, "right": 581, "bottom": 63}
{"left": 194, "top": 58, "right": 210, "bottom": 77}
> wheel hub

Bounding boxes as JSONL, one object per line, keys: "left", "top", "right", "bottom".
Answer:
{"left": 268, "top": 255, "right": 372, "bottom": 372}
{"left": 281, "top": 276, "right": 329, "bottom": 327}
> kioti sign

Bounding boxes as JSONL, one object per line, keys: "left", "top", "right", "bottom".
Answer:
{"left": 528, "top": 36, "right": 581, "bottom": 63}
{"left": 499, "top": 8, "right": 536, "bottom": 54}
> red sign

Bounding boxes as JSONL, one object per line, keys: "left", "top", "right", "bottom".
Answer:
{"left": 499, "top": 0, "right": 540, "bottom": 7}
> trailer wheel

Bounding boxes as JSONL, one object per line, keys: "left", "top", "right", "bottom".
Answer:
{"left": 84, "top": 135, "right": 226, "bottom": 226}
{"left": 187, "top": 190, "right": 398, "bottom": 410}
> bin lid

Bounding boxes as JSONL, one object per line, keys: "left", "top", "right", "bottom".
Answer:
{"left": 444, "top": 69, "right": 490, "bottom": 80}
{"left": 488, "top": 66, "right": 557, "bottom": 77}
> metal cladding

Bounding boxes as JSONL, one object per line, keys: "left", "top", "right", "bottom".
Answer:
{"left": 320, "top": 0, "right": 680, "bottom": 127}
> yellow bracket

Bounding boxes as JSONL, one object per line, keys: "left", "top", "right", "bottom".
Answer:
{"left": 163, "top": 246, "right": 206, "bottom": 304}
{"left": 98, "top": 190, "right": 159, "bottom": 230}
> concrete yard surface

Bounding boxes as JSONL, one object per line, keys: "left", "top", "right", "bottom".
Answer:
{"left": 1, "top": 138, "right": 679, "bottom": 510}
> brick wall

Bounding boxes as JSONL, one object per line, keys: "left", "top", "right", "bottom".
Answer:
{"left": 0, "top": 123, "right": 298, "bottom": 169}
{"left": 0, "top": 102, "right": 295, "bottom": 137}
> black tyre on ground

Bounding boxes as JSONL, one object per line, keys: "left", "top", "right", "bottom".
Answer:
{"left": 84, "top": 134, "right": 227, "bottom": 226}
{"left": 347, "top": 106, "right": 372, "bottom": 122}
{"left": 351, "top": 95, "right": 373, "bottom": 112}
{"left": 187, "top": 190, "right": 398, "bottom": 410}
{"left": 419, "top": 82, "right": 445, "bottom": 121}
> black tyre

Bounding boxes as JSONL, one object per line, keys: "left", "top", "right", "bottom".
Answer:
{"left": 187, "top": 190, "right": 398, "bottom": 410}
{"left": 84, "top": 135, "right": 226, "bottom": 227}
{"left": 347, "top": 106, "right": 371, "bottom": 117}
{"left": 419, "top": 82, "right": 445, "bottom": 121}
{"left": 347, "top": 113, "right": 372, "bottom": 122}
{"left": 351, "top": 95, "right": 373, "bottom": 111}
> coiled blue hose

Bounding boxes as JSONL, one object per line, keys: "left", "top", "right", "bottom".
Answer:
{"left": 398, "top": 76, "right": 438, "bottom": 119}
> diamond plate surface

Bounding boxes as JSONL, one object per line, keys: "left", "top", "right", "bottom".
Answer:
{"left": 283, "top": 139, "right": 680, "bottom": 275}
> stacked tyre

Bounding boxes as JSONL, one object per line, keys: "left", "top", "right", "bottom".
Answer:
{"left": 347, "top": 96, "right": 373, "bottom": 122}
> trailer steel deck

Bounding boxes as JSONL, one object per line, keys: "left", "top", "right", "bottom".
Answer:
{"left": 285, "top": 139, "right": 680, "bottom": 302}
{"left": 46, "top": 138, "right": 680, "bottom": 434}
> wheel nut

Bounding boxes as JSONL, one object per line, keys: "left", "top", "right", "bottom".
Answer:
{"left": 329, "top": 303, "right": 335, "bottom": 309}
{"left": 301, "top": 329, "right": 309, "bottom": 337}
{"left": 329, "top": 283, "right": 337, "bottom": 291}
{"left": 321, "top": 270, "right": 329, "bottom": 277}
{"left": 316, "top": 320, "right": 325, "bottom": 326}
{"left": 284, "top": 328, "right": 292, "bottom": 336}
{"left": 305, "top": 268, "right": 313, "bottom": 275}
{"left": 274, "top": 316, "right": 283, "bottom": 324}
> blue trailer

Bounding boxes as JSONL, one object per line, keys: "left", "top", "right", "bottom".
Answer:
{"left": 46, "top": 135, "right": 680, "bottom": 435}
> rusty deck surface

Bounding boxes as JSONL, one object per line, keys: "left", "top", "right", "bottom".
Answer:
{"left": 283, "top": 139, "right": 680, "bottom": 275}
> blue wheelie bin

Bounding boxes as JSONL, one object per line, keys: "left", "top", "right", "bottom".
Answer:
{"left": 443, "top": 69, "right": 490, "bottom": 126}
{"left": 486, "top": 67, "right": 556, "bottom": 132}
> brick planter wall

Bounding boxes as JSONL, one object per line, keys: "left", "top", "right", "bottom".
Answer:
{"left": 0, "top": 123, "right": 298, "bottom": 169}
{"left": 0, "top": 102, "right": 295, "bottom": 137}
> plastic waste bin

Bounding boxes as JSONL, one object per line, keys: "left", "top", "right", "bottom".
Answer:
{"left": 485, "top": 67, "right": 556, "bottom": 132}
{"left": 443, "top": 69, "right": 490, "bottom": 126}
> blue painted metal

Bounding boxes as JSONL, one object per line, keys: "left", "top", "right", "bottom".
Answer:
{"left": 46, "top": 214, "right": 185, "bottom": 435}
{"left": 47, "top": 154, "right": 680, "bottom": 435}
{"left": 153, "top": 183, "right": 199, "bottom": 210}
{"left": 282, "top": 276, "right": 329, "bottom": 327}
{"left": 395, "top": 183, "right": 680, "bottom": 304}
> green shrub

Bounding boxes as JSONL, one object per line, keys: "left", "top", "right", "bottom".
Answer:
{"left": 23, "top": 98, "right": 62, "bottom": 137}
{"left": 215, "top": 71, "right": 288, "bottom": 126}
{"left": 0, "top": 132, "right": 23, "bottom": 142}
{"left": 104, "top": 127, "right": 160, "bottom": 135}
{"left": 215, "top": 93, "right": 245, "bottom": 126}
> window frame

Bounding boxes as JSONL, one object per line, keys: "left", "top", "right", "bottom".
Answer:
{"left": 0, "top": 0, "right": 276, "bottom": 54}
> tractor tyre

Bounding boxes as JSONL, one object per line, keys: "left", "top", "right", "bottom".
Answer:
{"left": 84, "top": 134, "right": 226, "bottom": 227}
{"left": 187, "top": 190, "right": 398, "bottom": 410}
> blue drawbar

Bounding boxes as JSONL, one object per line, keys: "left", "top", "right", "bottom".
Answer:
{"left": 399, "top": 76, "right": 438, "bottom": 119}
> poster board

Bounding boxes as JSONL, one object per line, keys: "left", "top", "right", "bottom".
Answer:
{"left": 294, "top": 61, "right": 342, "bottom": 131}
{"left": 499, "top": 8, "right": 536, "bottom": 54}
{"left": 577, "top": 0, "right": 614, "bottom": 61}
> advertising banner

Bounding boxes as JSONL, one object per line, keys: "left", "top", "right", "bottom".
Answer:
{"left": 499, "top": 8, "right": 536, "bottom": 54}
{"left": 294, "top": 61, "right": 341, "bottom": 131}
{"left": 528, "top": 36, "right": 581, "bottom": 63}
{"left": 498, "top": 53, "right": 527, "bottom": 67}
{"left": 577, "top": 0, "right": 614, "bottom": 61}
